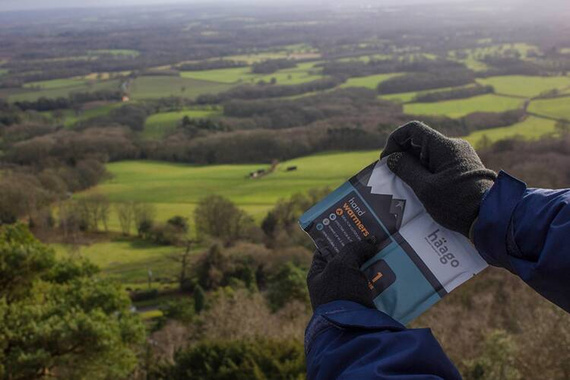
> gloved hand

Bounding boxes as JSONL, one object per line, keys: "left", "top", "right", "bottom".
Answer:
{"left": 381, "top": 121, "right": 497, "bottom": 239}
{"left": 307, "top": 239, "right": 379, "bottom": 310}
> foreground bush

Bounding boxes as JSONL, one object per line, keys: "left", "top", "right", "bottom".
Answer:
{"left": 158, "top": 338, "right": 305, "bottom": 380}
{"left": 0, "top": 224, "right": 145, "bottom": 379}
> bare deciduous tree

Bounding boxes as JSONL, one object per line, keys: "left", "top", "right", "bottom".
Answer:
{"left": 116, "top": 202, "right": 134, "bottom": 236}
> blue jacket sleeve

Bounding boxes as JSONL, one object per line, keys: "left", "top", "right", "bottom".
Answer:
{"left": 474, "top": 171, "right": 570, "bottom": 312}
{"left": 305, "top": 301, "right": 462, "bottom": 380}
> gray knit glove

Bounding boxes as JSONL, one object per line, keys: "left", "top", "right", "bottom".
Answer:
{"left": 307, "top": 240, "right": 379, "bottom": 310}
{"left": 381, "top": 121, "right": 497, "bottom": 238}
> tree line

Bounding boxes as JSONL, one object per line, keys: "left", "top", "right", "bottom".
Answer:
{"left": 13, "top": 90, "right": 123, "bottom": 112}
{"left": 413, "top": 85, "right": 494, "bottom": 103}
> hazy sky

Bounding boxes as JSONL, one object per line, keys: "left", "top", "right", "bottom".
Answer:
{"left": 0, "top": 0, "right": 486, "bottom": 12}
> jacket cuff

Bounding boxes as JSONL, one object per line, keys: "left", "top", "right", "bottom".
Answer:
{"left": 305, "top": 301, "right": 405, "bottom": 355}
{"left": 473, "top": 171, "right": 527, "bottom": 272}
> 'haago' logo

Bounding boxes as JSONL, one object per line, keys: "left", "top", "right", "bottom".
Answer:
{"left": 425, "top": 229, "right": 459, "bottom": 268}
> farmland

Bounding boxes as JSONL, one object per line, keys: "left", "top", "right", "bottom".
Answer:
{"left": 528, "top": 96, "right": 570, "bottom": 120}
{"left": 143, "top": 108, "right": 222, "bottom": 139}
{"left": 463, "top": 116, "right": 557, "bottom": 146}
{"left": 53, "top": 240, "right": 181, "bottom": 289}
{"left": 450, "top": 43, "right": 539, "bottom": 69}
{"left": 23, "top": 78, "right": 89, "bottom": 89}
{"left": 82, "top": 150, "right": 378, "bottom": 214}
{"left": 129, "top": 75, "right": 234, "bottom": 99}
{"left": 53, "top": 102, "right": 124, "bottom": 127}
{"left": 404, "top": 94, "right": 524, "bottom": 118}
{"left": 180, "top": 61, "right": 323, "bottom": 85}
{"left": 477, "top": 75, "right": 570, "bottom": 98}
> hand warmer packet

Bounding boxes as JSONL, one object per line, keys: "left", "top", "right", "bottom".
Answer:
{"left": 299, "top": 159, "right": 488, "bottom": 325}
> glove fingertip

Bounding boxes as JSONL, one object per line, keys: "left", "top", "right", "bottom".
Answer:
{"left": 386, "top": 152, "right": 404, "bottom": 173}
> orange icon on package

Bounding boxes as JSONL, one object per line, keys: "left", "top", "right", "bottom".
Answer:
{"left": 371, "top": 272, "right": 383, "bottom": 283}
{"left": 336, "top": 208, "right": 343, "bottom": 216}
{"left": 368, "top": 272, "right": 384, "bottom": 289}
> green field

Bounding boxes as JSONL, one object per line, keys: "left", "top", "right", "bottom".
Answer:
{"left": 404, "top": 94, "right": 524, "bottom": 118}
{"left": 452, "top": 43, "right": 539, "bottom": 62}
{"left": 0, "top": 69, "right": 7, "bottom": 77}
{"left": 9, "top": 79, "right": 121, "bottom": 102}
{"left": 129, "top": 75, "right": 233, "bottom": 100}
{"left": 449, "top": 43, "right": 539, "bottom": 72}
{"left": 88, "top": 49, "right": 140, "bottom": 57}
{"left": 79, "top": 151, "right": 380, "bottom": 228}
{"left": 463, "top": 116, "right": 557, "bottom": 147}
{"left": 85, "top": 151, "right": 377, "bottom": 206}
{"left": 454, "top": 56, "right": 489, "bottom": 72}
{"left": 24, "top": 78, "right": 89, "bottom": 90}
{"left": 176, "top": 52, "right": 291, "bottom": 69}
{"left": 181, "top": 67, "right": 251, "bottom": 83}
{"left": 223, "top": 51, "right": 289, "bottom": 64}
{"left": 528, "top": 96, "right": 570, "bottom": 120}
{"left": 340, "top": 73, "right": 403, "bottom": 89}
{"left": 53, "top": 240, "right": 181, "bottom": 289}
{"left": 143, "top": 108, "right": 222, "bottom": 139}
{"left": 258, "top": 62, "right": 322, "bottom": 84}
{"left": 46, "top": 102, "right": 124, "bottom": 128}
{"left": 477, "top": 75, "right": 570, "bottom": 98}
{"left": 181, "top": 62, "right": 323, "bottom": 85}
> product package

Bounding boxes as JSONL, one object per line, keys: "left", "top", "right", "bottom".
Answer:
{"left": 299, "top": 159, "right": 488, "bottom": 325}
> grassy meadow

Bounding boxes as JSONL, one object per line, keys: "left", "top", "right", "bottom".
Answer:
{"left": 181, "top": 67, "right": 252, "bottom": 83}
{"left": 477, "top": 75, "right": 570, "bottom": 98}
{"left": 448, "top": 43, "right": 539, "bottom": 72}
{"left": 57, "top": 102, "right": 124, "bottom": 127}
{"left": 24, "top": 78, "right": 90, "bottom": 90}
{"left": 463, "top": 116, "right": 557, "bottom": 147}
{"left": 129, "top": 75, "right": 233, "bottom": 100}
{"left": 404, "top": 94, "right": 524, "bottom": 118}
{"left": 53, "top": 239, "right": 182, "bottom": 290}
{"left": 78, "top": 151, "right": 380, "bottom": 233}
{"left": 143, "top": 108, "right": 222, "bottom": 139}
{"left": 223, "top": 51, "right": 290, "bottom": 64}
{"left": 181, "top": 61, "right": 323, "bottom": 85}
{"left": 528, "top": 96, "right": 570, "bottom": 120}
